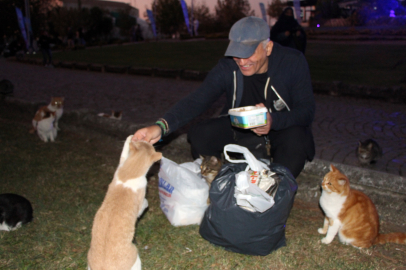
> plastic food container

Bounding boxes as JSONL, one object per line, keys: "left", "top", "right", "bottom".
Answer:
{"left": 228, "top": 106, "right": 267, "bottom": 129}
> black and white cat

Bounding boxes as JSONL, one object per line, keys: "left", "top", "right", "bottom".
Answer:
{"left": 0, "top": 194, "right": 33, "bottom": 231}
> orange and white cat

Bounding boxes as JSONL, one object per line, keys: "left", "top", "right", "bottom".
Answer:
{"left": 318, "top": 164, "right": 406, "bottom": 248}
{"left": 87, "top": 135, "right": 162, "bottom": 270}
{"left": 30, "top": 97, "right": 64, "bottom": 133}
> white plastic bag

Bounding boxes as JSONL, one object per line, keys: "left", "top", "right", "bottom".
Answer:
{"left": 179, "top": 158, "right": 202, "bottom": 174}
{"left": 158, "top": 157, "right": 208, "bottom": 226}
{"left": 223, "top": 144, "right": 269, "bottom": 171}
{"left": 224, "top": 144, "right": 275, "bottom": 212}
{"left": 234, "top": 171, "right": 275, "bottom": 212}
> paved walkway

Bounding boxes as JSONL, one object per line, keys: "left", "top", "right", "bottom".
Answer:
{"left": 1, "top": 58, "right": 405, "bottom": 178}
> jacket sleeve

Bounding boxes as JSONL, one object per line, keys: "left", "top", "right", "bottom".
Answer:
{"left": 270, "top": 53, "right": 315, "bottom": 130}
{"left": 162, "top": 60, "right": 230, "bottom": 134}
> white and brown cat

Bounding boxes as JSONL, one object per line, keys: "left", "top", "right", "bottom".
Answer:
{"left": 87, "top": 136, "right": 162, "bottom": 270}
{"left": 35, "top": 110, "right": 57, "bottom": 142}
{"left": 318, "top": 164, "right": 406, "bottom": 248}
{"left": 30, "top": 97, "right": 64, "bottom": 141}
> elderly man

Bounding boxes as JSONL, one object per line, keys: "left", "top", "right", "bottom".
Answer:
{"left": 132, "top": 16, "right": 315, "bottom": 178}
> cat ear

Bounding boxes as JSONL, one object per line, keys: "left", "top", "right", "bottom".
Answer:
{"left": 210, "top": 156, "right": 218, "bottom": 165}
{"left": 199, "top": 155, "right": 205, "bottom": 160}
{"left": 329, "top": 164, "right": 337, "bottom": 172}
{"left": 338, "top": 179, "right": 347, "bottom": 186}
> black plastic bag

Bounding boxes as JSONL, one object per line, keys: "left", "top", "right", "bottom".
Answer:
{"left": 199, "top": 162, "right": 297, "bottom": 256}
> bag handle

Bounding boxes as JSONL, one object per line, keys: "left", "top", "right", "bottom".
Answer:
{"left": 224, "top": 144, "right": 269, "bottom": 172}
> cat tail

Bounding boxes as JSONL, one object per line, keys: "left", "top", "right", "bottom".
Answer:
{"left": 373, "top": 233, "right": 406, "bottom": 245}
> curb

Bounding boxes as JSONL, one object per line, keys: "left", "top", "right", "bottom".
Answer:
{"left": 12, "top": 57, "right": 406, "bottom": 104}
{"left": 303, "top": 158, "right": 406, "bottom": 196}
{"left": 299, "top": 158, "right": 406, "bottom": 226}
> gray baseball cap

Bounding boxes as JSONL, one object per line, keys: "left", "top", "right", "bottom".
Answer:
{"left": 225, "top": 16, "right": 270, "bottom": 58}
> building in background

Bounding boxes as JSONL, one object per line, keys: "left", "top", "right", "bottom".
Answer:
{"left": 285, "top": 0, "right": 317, "bottom": 27}
{"left": 60, "top": 0, "right": 139, "bottom": 18}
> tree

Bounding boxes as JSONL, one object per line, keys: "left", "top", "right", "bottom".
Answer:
{"left": 0, "top": 0, "right": 59, "bottom": 42}
{"left": 267, "top": 0, "right": 285, "bottom": 20}
{"left": 115, "top": 7, "right": 137, "bottom": 36}
{"left": 214, "top": 0, "right": 253, "bottom": 32}
{"left": 86, "top": 7, "right": 113, "bottom": 40}
{"left": 188, "top": 3, "right": 216, "bottom": 35}
{"left": 152, "top": 0, "right": 185, "bottom": 36}
{"left": 47, "top": 6, "right": 113, "bottom": 42}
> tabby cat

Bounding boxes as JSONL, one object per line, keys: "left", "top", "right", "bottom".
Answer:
{"left": 87, "top": 136, "right": 162, "bottom": 270}
{"left": 0, "top": 193, "right": 33, "bottom": 231}
{"left": 200, "top": 155, "right": 223, "bottom": 204}
{"left": 30, "top": 97, "right": 64, "bottom": 134}
{"left": 200, "top": 155, "right": 223, "bottom": 187}
{"left": 318, "top": 164, "right": 406, "bottom": 248}
{"left": 356, "top": 139, "right": 382, "bottom": 166}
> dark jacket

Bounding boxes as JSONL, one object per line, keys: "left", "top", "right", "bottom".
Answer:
{"left": 163, "top": 42, "right": 315, "bottom": 135}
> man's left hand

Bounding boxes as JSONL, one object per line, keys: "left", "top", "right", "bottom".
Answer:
{"left": 251, "top": 103, "right": 271, "bottom": 135}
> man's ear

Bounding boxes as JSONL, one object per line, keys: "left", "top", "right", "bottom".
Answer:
{"left": 266, "top": 41, "right": 273, "bottom": 56}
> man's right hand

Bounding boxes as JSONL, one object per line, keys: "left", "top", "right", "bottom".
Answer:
{"left": 132, "top": 125, "right": 162, "bottom": 144}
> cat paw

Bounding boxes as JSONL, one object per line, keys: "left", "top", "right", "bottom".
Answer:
{"left": 321, "top": 237, "right": 332, "bottom": 244}
{"left": 318, "top": 228, "right": 327, "bottom": 234}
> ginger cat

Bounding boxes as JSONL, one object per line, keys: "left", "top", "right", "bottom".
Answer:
{"left": 318, "top": 164, "right": 406, "bottom": 248}
{"left": 87, "top": 136, "right": 162, "bottom": 270}
{"left": 30, "top": 97, "right": 64, "bottom": 134}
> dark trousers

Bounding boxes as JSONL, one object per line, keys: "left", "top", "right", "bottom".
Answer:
{"left": 41, "top": 48, "right": 52, "bottom": 66}
{"left": 187, "top": 116, "right": 315, "bottom": 178}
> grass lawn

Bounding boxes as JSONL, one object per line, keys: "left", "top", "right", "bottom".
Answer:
{"left": 1, "top": 101, "right": 406, "bottom": 269}
{"left": 29, "top": 39, "right": 406, "bottom": 87}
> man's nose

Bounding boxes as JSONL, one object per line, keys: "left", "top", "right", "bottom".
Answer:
{"left": 235, "top": 58, "right": 248, "bottom": 65}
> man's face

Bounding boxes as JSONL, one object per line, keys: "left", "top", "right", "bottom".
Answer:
{"left": 285, "top": 9, "right": 293, "bottom": 17}
{"left": 233, "top": 41, "right": 272, "bottom": 76}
